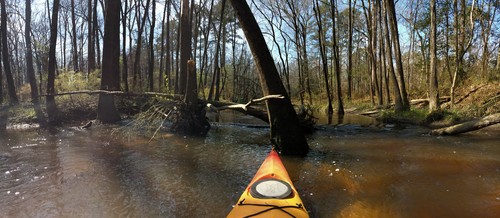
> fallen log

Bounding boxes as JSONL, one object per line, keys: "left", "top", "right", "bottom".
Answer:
{"left": 430, "top": 113, "right": 500, "bottom": 135}
{"left": 38, "top": 90, "right": 183, "bottom": 100}
{"left": 455, "top": 85, "right": 486, "bottom": 105}
{"left": 411, "top": 96, "right": 451, "bottom": 105}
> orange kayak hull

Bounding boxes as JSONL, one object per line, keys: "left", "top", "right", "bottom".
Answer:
{"left": 227, "top": 150, "right": 309, "bottom": 218}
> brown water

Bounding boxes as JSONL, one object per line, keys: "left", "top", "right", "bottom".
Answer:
{"left": 0, "top": 114, "right": 499, "bottom": 217}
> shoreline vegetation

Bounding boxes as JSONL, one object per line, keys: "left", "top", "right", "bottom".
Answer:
{"left": 3, "top": 79, "right": 498, "bottom": 134}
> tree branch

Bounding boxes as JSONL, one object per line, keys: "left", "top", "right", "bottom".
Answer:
{"left": 207, "top": 94, "right": 284, "bottom": 112}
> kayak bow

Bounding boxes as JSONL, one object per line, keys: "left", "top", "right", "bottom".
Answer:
{"left": 227, "top": 149, "right": 309, "bottom": 218}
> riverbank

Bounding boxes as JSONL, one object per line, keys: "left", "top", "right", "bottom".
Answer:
{"left": 2, "top": 81, "right": 498, "bottom": 131}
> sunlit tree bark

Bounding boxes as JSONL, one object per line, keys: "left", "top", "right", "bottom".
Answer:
{"left": 382, "top": 0, "right": 403, "bottom": 111}
{"left": 384, "top": 0, "right": 409, "bottom": 110}
{"left": 428, "top": 0, "right": 439, "bottom": 111}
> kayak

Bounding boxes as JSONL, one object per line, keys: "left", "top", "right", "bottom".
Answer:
{"left": 227, "top": 149, "right": 309, "bottom": 218}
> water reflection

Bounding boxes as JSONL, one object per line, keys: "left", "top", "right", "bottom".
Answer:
{"left": 0, "top": 119, "right": 499, "bottom": 217}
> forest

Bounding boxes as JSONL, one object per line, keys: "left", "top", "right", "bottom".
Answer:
{"left": 0, "top": 0, "right": 499, "bottom": 137}
{"left": 0, "top": 1, "right": 499, "bottom": 216}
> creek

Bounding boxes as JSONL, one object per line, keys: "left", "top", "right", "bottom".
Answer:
{"left": 1, "top": 113, "right": 499, "bottom": 217}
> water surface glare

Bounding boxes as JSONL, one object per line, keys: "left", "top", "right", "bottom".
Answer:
{"left": 0, "top": 123, "right": 499, "bottom": 217}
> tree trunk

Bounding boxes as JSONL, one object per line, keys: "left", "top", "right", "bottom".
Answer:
{"left": 25, "top": 0, "right": 46, "bottom": 126}
{"left": 385, "top": 0, "right": 409, "bottom": 110}
{"left": 313, "top": 0, "right": 333, "bottom": 115}
{"left": 47, "top": 0, "right": 60, "bottom": 125}
{"left": 133, "top": 0, "right": 150, "bottom": 90}
{"left": 93, "top": 0, "right": 100, "bottom": 68}
{"left": 87, "top": 0, "right": 96, "bottom": 76}
{"left": 178, "top": 0, "right": 190, "bottom": 95}
{"left": 347, "top": 0, "right": 354, "bottom": 101}
{"left": 148, "top": 0, "right": 156, "bottom": 91}
{"left": 70, "top": 0, "right": 78, "bottom": 71}
{"left": 430, "top": 113, "right": 500, "bottom": 136}
{"left": 122, "top": 0, "right": 129, "bottom": 92}
{"left": 208, "top": 0, "right": 226, "bottom": 101}
{"left": 166, "top": 2, "right": 173, "bottom": 91}
{"left": 428, "top": 0, "right": 439, "bottom": 111}
{"left": 361, "top": 0, "right": 374, "bottom": 106}
{"left": 0, "top": 32, "right": 3, "bottom": 105}
{"left": 382, "top": 0, "right": 403, "bottom": 111}
{"left": 0, "top": 27, "right": 3, "bottom": 129}
{"left": 371, "top": 0, "right": 382, "bottom": 106}
{"left": 158, "top": 0, "right": 169, "bottom": 91}
{"left": 171, "top": 60, "right": 210, "bottom": 136}
{"left": 228, "top": 0, "right": 309, "bottom": 155}
{"left": 331, "top": 0, "right": 344, "bottom": 115}
{"left": 97, "top": 0, "right": 121, "bottom": 124}
{"left": 0, "top": 0, "right": 19, "bottom": 104}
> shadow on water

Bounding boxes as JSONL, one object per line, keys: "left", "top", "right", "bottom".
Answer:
{"left": 0, "top": 112, "right": 499, "bottom": 217}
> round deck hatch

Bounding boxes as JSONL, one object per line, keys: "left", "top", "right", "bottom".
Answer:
{"left": 250, "top": 178, "right": 292, "bottom": 199}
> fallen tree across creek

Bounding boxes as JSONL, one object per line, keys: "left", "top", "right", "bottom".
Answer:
{"left": 38, "top": 90, "right": 183, "bottom": 100}
{"left": 430, "top": 113, "right": 500, "bottom": 135}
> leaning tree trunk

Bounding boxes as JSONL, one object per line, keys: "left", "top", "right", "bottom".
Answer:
{"left": 228, "top": 0, "right": 309, "bottom": 155}
{"left": 97, "top": 0, "right": 121, "bottom": 123}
